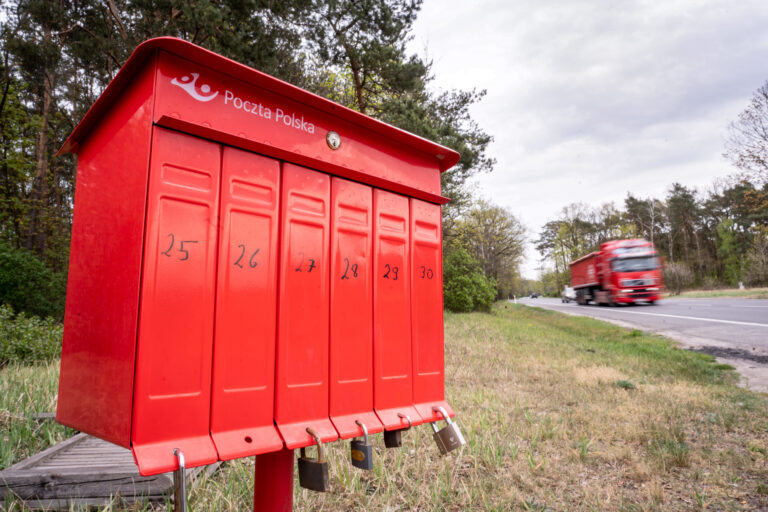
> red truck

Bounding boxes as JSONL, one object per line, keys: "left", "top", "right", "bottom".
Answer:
{"left": 569, "top": 239, "right": 663, "bottom": 305}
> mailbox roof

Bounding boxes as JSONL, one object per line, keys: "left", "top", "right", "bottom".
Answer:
{"left": 59, "top": 37, "right": 460, "bottom": 172}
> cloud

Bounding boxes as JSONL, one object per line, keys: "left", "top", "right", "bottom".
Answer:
{"left": 410, "top": 0, "right": 768, "bottom": 277}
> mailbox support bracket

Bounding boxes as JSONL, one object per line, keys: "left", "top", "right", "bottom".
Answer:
{"left": 253, "top": 448, "right": 294, "bottom": 511}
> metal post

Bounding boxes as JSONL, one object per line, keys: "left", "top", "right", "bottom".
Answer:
{"left": 173, "top": 449, "right": 187, "bottom": 512}
{"left": 253, "top": 448, "right": 294, "bottom": 512}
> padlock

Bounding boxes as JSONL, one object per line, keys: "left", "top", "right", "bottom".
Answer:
{"left": 298, "top": 427, "right": 330, "bottom": 492}
{"left": 350, "top": 420, "right": 373, "bottom": 470}
{"left": 430, "top": 406, "right": 466, "bottom": 455}
{"left": 384, "top": 413, "right": 412, "bottom": 448}
{"left": 383, "top": 429, "right": 402, "bottom": 448}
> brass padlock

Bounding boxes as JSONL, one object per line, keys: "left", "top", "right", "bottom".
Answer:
{"left": 430, "top": 406, "right": 466, "bottom": 455}
{"left": 384, "top": 413, "right": 412, "bottom": 448}
{"left": 350, "top": 420, "right": 373, "bottom": 470}
{"left": 298, "top": 428, "right": 329, "bottom": 492}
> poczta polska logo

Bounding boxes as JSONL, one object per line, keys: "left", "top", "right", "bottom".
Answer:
{"left": 171, "top": 72, "right": 315, "bottom": 134}
{"left": 171, "top": 73, "right": 219, "bottom": 102}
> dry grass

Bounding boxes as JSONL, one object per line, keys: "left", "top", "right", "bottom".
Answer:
{"left": 2, "top": 304, "right": 767, "bottom": 511}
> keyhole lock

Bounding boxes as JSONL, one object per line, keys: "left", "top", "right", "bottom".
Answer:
{"left": 326, "top": 131, "right": 341, "bottom": 150}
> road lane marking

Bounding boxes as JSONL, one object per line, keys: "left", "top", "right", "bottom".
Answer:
{"left": 556, "top": 305, "right": 768, "bottom": 328}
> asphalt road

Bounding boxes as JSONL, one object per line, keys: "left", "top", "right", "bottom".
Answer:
{"left": 516, "top": 296, "right": 768, "bottom": 392}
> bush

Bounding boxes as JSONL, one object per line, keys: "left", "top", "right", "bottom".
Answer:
{"left": 443, "top": 246, "right": 497, "bottom": 312}
{"left": 0, "top": 242, "right": 66, "bottom": 319}
{"left": 663, "top": 262, "right": 695, "bottom": 295}
{"left": 0, "top": 304, "right": 63, "bottom": 367}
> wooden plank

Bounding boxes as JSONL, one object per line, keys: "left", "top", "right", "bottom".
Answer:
{"left": 2, "top": 434, "right": 89, "bottom": 471}
{"left": 0, "top": 434, "right": 220, "bottom": 509}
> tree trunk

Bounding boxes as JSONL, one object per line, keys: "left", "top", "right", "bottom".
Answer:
{"left": 26, "top": 64, "right": 54, "bottom": 257}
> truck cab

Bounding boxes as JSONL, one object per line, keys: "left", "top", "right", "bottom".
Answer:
{"left": 570, "top": 239, "right": 663, "bottom": 305}
{"left": 598, "top": 240, "right": 663, "bottom": 304}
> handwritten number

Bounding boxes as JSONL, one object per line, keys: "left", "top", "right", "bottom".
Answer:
{"left": 249, "top": 249, "right": 260, "bottom": 268}
{"left": 383, "top": 264, "right": 399, "bottom": 280}
{"left": 341, "top": 257, "right": 350, "bottom": 280}
{"left": 161, "top": 233, "right": 174, "bottom": 257}
{"left": 179, "top": 240, "right": 198, "bottom": 261}
{"left": 160, "top": 233, "right": 196, "bottom": 261}
{"left": 427, "top": 268, "right": 434, "bottom": 279}
{"left": 341, "top": 259, "right": 360, "bottom": 280}
{"left": 234, "top": 244, "right": 246, "bottom": 268}
{"left": 420, "top": 265, "right": 426, "bottom": 278}
{"left": 295, "top": 253, "right": 318, "bottom": 273}
{"left": 419, "top": 266, "right": 434, "bottom": 279}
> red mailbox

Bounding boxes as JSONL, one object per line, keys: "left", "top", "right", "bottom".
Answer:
{"left": 56, "top": 37, "right": 460, "bottom": 479}
{"left": 274, "top": 164, "right": 337, "bottom": 448}
{"left": 131, "top": 126, "right": 220, "bottom": 474}
{"left": 210, "top": 148, "right": 283, "bottom": 460}
{"left": 329, "top": 178, "right": 383, "bottom": 439}
{"left": 410, "top": 199, "right": 453, "bottom": 422}
{"left": 373, "top": 190, "right": 423, "bottom": 430}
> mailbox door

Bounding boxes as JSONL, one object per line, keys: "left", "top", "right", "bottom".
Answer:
{"left": 132, "top": 127, "right": 219, "bottom": 475}
{"left": 329, "top": 178, "right": 383, "bottom": 439}
{"left": 274, "top": 163, "right": 338, "bottom": 448}
{"left": 210, "top": 148, "right": 283, "bottom": 460}
{"left": 372, "top": 190, "right": 422, "bottom": 430}
{"left": 410, "top": 199, "right": 453, "bottom": 422}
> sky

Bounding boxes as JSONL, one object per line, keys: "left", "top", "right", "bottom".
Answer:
{"left": 407, "top": 0, "right": 768, "bottom": 278}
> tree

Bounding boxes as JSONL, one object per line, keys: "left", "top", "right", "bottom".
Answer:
{"left": 0, "top": 241, "right": 65, "bottom": 318}
{"left": 716, "top": 218, "right": 741, "bottom": 286}
{"left": 663, "top": 262, "right": 694, "bottom": 295}
{"left": 454, "top": 199, "right": 525, "bottom": 298}
{"left": 293, "top": 1, "right": 494, "bottom": 213}
{"left": 382, "top": 89, "right": 494, "bottom": 224}
{"left": 535, "top": 201, "right": 633, "bottom": 290}
{"left": 624, "top": 194, "right": 665, "bottom": 245}
{"left": 294, "top": 0, "right": 424, "bottom": 116}
{"left": 724, "top": 81, "right": 768, "bottom": 187}
{"left": 442, "top": 246, "right": 496, "bottom": 312}
{"left": 0, "top": 0, "right": 497, "bottom": 313}
{"left": 744, "top": 226, "right": 768, "bottom": 285}
{"left": 666, "top": 183, "right": 703, "bottom": 272}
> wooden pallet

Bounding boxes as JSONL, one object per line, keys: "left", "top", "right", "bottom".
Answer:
{"left": 0, "top": 433, "right": 220, "bottom": 510}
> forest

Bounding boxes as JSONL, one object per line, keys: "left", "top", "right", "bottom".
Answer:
{"left": 0, "top": 0, "right": 765, "bottom": 328}
{"left": 0, "top": 0, "right": 526, "bottom": 322}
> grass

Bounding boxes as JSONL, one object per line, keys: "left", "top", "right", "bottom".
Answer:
{"left": 2, "top": 303, "right": 768, "bottom": 510}
{"left": 0, "top": 360, "right": 72, "bottom": 469}
{"left": 672, "top": 286, "right": 768, "bottom": 299}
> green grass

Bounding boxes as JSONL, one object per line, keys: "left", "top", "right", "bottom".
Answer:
{"left": 2, "top": 304, "right": 767, "bottom": 510}
{"left": 0, "top": 360, "right": 71, "bottom": 469}
{"left": 672, "top": 286, "right": 768, "bottom": 299}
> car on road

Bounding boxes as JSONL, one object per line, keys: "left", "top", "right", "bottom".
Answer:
{"left": 529, "top": 292, "right": 538, "bottom": 298}
{"left": 561, "top": 286, "right": 576, "bottom": 303}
